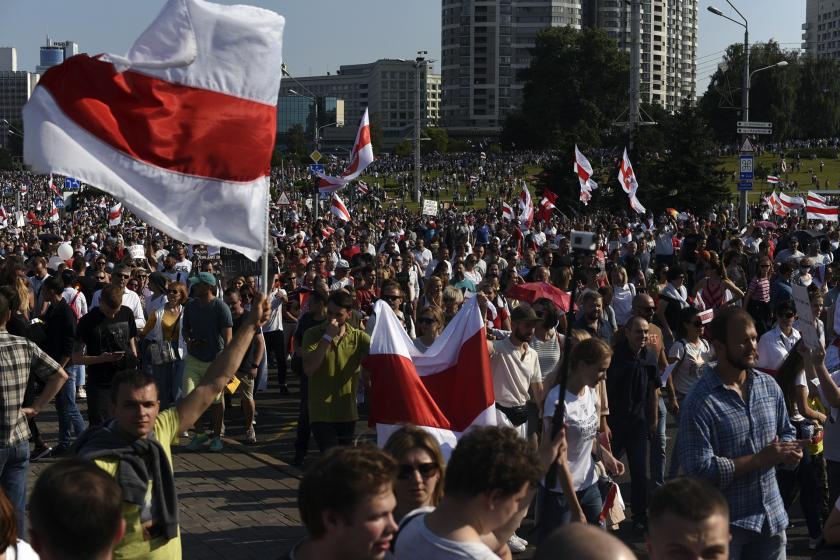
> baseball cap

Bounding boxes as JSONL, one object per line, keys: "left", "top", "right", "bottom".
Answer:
{"left": 336, "top": 259, "right": 350, "bottom": 269}
{"left": 189, "top": 271, "right": 217, "bottom": 287}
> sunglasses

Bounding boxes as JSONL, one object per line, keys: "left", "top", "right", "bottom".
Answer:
{"left": 397, "top": 462, "right": 439, "bottom": 480}
{"left": 382, "top": 294, "right": 402, "bottom": 302}
{"left": 116, "top": 273, "right": 131, "bottom": 279}
{"left": 779, "top": 312, "right": 796, "bottom": 319}
{"left": 419, "top": 317, "right": 437, "bottom": 325}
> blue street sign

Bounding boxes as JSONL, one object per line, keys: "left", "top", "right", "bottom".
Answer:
{"left": 739, "top": 155, "right": 754, "bottom": 181}
{"left": 737, "top": 181, "right": 753, "bottom": 191}
{"left": 308, "top": 164, "right": 325, "bottom": 175}
{"left": 64, "top": 177, "right": 81, "bottom": 190}
{"left": 54, "top": 197, "right": 65, "bottom": 209}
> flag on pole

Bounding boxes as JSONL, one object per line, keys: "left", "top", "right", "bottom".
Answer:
{"left": 48, "top": 174, "right": 61, "bottom": 196}
{"left": 769, "top": 192, "right": 788, "bottom": 216}
{"left": 330, "top": 193, "right": 351, "bottom": 222}
{"left": 807, "top": 191, "right": 839, "bottom": 222}
{"left": 357, "top": 180, "right": 369, "bottom": 194}
{"left": 767, "top": 176, "right": 781, "bottom": 184}
{"left": 363, "top": 298, "right": 495, "bottom": 456}
{"left": 781, "top": 159, "right": 787, "bottom": 173}
{"left": 618, "top": 148, "right": 638, "bottom": 195}
{"left": 22, "top": 0, "right": 285, "bottom": 261}
{"left": 316, "top": 107, "right": 375, "bottom": 192}
{"left": 518, "top": 183, "right": 533, "bottom": 228}
{"left": 537, "top": 196, "right": 556, "bottom": 223}
{"left": 108, "top": 203, "right": 123, "bottom": 226}
{"left": 321, "top": 225, "right": 335, "bottom": 238}
{"left": 779, "top": 192, "right": 805, "bottom": 211}
{"left": 501, "top": 202, "right": 513, "bottom": 221}
{"left": 574, "top": 145, "right": 598, "bottom": 203}
{"left": 19, "top": 184, "right": 27, "bottom": 196}
{"left": 48, "top": 201, "right": 59, "bottom": 223}
{"left": 0, "top": 206, "right": 7, "bottom": 229}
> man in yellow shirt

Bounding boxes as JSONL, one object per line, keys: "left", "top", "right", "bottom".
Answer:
{"left": 74, "top": 293, "right": 270, "bottom": 559}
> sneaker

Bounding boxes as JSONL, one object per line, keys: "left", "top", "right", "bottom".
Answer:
{"left": 186, "top": 433, "right": 209, "bottom": 451}
{"left": 506, "top": 536, "right": 526, "bottom": 554}
{"left": 76, "top": 387, "right": 87, "bottom": 400}
{"left": 245, "top": 427, "right": 256, "bottom": 444}
{"left": 514, "top": 535, "right": 528, "bottom": 548}
{"left": 31, "top": 446, "right": 52, "bottom": 462}
{"left": 209, "top": 437, "right": 224, "bottom": 452}
{"left": 51, "top": 444, "right": 71, "bottom": 457}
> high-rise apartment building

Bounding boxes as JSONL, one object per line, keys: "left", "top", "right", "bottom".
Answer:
{"left": 803, "top": 0, "right": 840, "bottom": 58}
{"left": 35, "top": 37, "right": 79, "bottom": 75}
{"left": 279, "top": 58, "right": 441, "bottom": 149}
{"left": 0, "top": 47, "right": 40, "bottom": 151}
{"left": 441, "top": 0, "right": 697, "bottom": 132}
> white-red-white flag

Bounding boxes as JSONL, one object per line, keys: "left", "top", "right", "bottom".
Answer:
{"left": 108, "top": 203, "right": 122, "bottom": 226}
{"left": 0, "top": 206, "right": 7, "bottom": 229}
{"left": 19, "top": 184, "right": 27, "bottom": 196}
{"left": 769, "top": 192, "right": 788, "bottom": 216}
{"left": 779, "top": 192, "right": 805, "bottom": 211}
{"left": 23, "top": 0, "right": 285, "bottom": 261}
{"left": 316, "top": 107, "right": 375, "bottom": 193}
{"left": 619, "top": 148, "right": 645, "bottom": 214}
{"left": 363, "top": 298, "right": 495, "bottom": 456}
{"left": 48, "top": 201, "right": 59, "bottom": 223}
{"left": 518, "top": 183, "right": 533, "bottom": 228}
{"left": 767, "top": 175, "right": 781, "bottom": 184}
{"left": 330, "top": 193, "right": 351, "bottom": 222}
{"left": 48, "top": 174, "right": 61, "bottom": 196}
{"left": 357, "top": 180, "right": 369, "bottom": 194}
{"left": 807, "top": 191, "right": 839, "bottom": 222}
{"left": 574, "top": 145, "right": 598, "bottom": 200}
{"left": 501, "top": 202, "right": 513, "bottom": 221}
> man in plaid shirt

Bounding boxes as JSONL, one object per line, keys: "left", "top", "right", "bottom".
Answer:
{"left": 678, "top": 307, "right": 803, "bottom": 560}
{"left": 0, "top": 292, "right": 68, "bottom": 534}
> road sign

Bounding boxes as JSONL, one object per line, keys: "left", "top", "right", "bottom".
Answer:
{"left": 737, "top": 121, "right": 772, "bottom": 129}
{"left": 277, "top": 192, "right": 291, "bottom": 206}
{"left": 53, "top": 197, "right": 64, "bottom": 209}
{"left": 737, "top": 181, "right": 754, "bottom": 191}
{"left": 739, "top": 155, "right": 754, "bottom": 181}
{"left": 309, "top": 150, "right": 322, "bottom": 163}
{"left": 740, "top": 138, "right": 755, "bottom": 153}
{"left": 308, "top": 163, "right": 325, "bottom": 175}
{"left": 737, "top": 127, "right": 773, "bottom": 135}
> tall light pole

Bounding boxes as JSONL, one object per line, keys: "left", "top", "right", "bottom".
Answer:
{"left": 414, "top": 51, "right": 428, "bottom": 204}
{"left": 282, "top": 64, "right": 321, "bottom": 220}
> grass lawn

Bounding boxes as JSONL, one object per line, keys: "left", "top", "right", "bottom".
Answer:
{"left": 718, "top": 150, "right": 840, "bottom": 202}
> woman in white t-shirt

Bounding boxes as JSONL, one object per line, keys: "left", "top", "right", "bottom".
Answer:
{"left": 610, "top": 266, "right": 636, "bottom": 326}
{"left": 539, "top": 338, "right": 625, "bottom": 540}
{"left": 667, "top": 307, "right": 716, "bottom": 403}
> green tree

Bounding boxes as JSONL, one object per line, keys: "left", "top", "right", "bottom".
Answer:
{"left": 369, "top": 117, "right": 383, "bottom": 155}
{"left": 393, "top": 140, "right": 412, "bottom": 157}
{"left": 797, "top": 55, "right": 840, "bottom": 138}
{"left": 423, "top": 127, "right": 449, "bottom": 154}
{"left": 502, "top": 26, "right": 629, "bottom": 149}
{"left": 286, "top": 124, "right": 307, "bottom": 156}
{"left": 0, "top": 147, "right": 14, "bottom": 171}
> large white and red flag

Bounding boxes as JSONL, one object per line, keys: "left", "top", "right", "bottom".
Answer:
{"left": 501, "top": 202, "right": 513, "bottom": 221}
{"left": 768, "top": 192, "right": 788, "bottom": 217}
{"left": 48, "top": 201, "right": 59, "bottom": 223}
{"left": 108, "top": 203, "right": 123, "bottom": 226}
{"left": 363, "top": 298, "right": 495, "bottom": 456}
{"left": 618, "top": 148, "right": 646, "bottom": 214}
{"left": 767, "top": 176, "right": 781, "bottom": 184}
{"left": 574, "top": 145, "right": 598, "bottom": 203}
{"left": 23, "top": 0, "right": 285, "bottom": 261}
{"left": 316, "top": 107, "right": 375, "bottom": 192}
{"left": 779, "top": 192, "right": 805, "bottom": 211}
{"left": 807, "top": 191, "right": 839, "bottom": 222}
{"left": 48, "top": 174, "right": 61, "bottom": 196}
{"left": 330, "top": 193, "right": 351, "bottom": 222}
{"left": 518, "top": 183, "right": 534, "bottom": 228}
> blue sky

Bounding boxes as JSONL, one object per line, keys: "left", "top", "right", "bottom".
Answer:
{"left": 0, "top": 0, "right": 804, "bottom": 98}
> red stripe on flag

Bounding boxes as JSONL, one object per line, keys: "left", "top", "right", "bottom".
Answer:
{"left": 37, "top": 55, "right": 276, "bottom": 182}
{"left": 365, "top": 328, "right": 494, "bottom": 432}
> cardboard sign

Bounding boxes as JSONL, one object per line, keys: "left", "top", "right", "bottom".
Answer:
{"left": 422, "top": 199, "right": 439, "bottom": 217}
{"left": 792, "top": 284, "right": 821, "bottom": 350}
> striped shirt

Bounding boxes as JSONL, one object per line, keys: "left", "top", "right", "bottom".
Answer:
{"left": 531, "top": 331, "right": 563, "bottom": 382}
{"left": 746, "top": 277, "right": 770, "bottom": 303}
{"left": 678, "top": 367, "right": 795, "bottom": 535}
{"left": 0, "top": 331, "right": 62, "bottom": 446}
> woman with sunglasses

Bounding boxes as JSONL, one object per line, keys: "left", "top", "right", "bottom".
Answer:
{"left": 756, "top": 300, "right": 802, "bottom": 375}
{"left": 139, "top": 282, "right": 188, "bottom": 409}
{"left": 383, "top": 425, "right": 445, "bottom": 523}
{"left": 414, "top": 306, "right": 445, "bottom": 353}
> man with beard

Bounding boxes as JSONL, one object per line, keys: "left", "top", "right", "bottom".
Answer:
{"left": 678, "top": 307, "right": 802, "bottom": 560}
{"left": 573, "top": 291, "right": 615, "bottom": 342}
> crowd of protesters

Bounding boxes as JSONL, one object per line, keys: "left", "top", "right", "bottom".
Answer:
{"left": 6, "top": 152, "right": 840, "bottom": 559}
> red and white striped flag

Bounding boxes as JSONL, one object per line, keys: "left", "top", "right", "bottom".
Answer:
{"left": 807, "top": 191, "right": 839, "bottom": 222}
{"left": 19, "top": 184, "right": 27, "bottom": 195}
{"left": 574, "top": 145, "right": 598, "bottom": 203}
{"left": 321, "top": 225, "right": 335, "bottom": 239}
{"left": 0, "top": 206, "right": 7, "bottom": 228}
{"left": 501, "top": 202, "right": 513, "bottom": 221}
{"left": 769, "top": 192, "right": 788, "bottom": 216}
{"left": 330, "top": 193, "right": 351, "bottom": 222}
{"left": 618, "top": 147, "right": 645, "bottom": 214}
{"left": 108, "top": 203, "right": 122, "bottom": 226}
{"left": 767, "top": 176, "right": 781, "bottom": 184}
{"left": 23, "top": 0, "right": 285, "bottom": 261}
{"left": 48, "top": 201, "right": 59, "bottom": 223}
{"left": 357, "top": 180, "right": 369, "bottom": 194}
{"left": 316, "top": 107, "right": 374, "bottom": 193}
{"left": 48, "top": 174, "right": 61, "bottom": 196}
{"left": 779, "top": 192, "right": 805, "bottom": 211}
{"left": 363, "top": 298, "right": 495, "bottom": 456}
{"left": 518, "top": 183, "right": 533, "bottom": 228}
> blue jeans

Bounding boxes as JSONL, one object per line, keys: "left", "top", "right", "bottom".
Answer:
{"left": 730, "top": 522, "right": 786, "bottom": 560}
{"left": 536, "top": 482, "right": 603, "bottom": 543}
{"left": 152, "top": 356, "right": 185, "bottom": 409}
{"left": 649, "top": 396, "right": 667, "bottom": 489}
{"left": 610, "top": 421, "right": 648, "bottom": 524}
{"left": 68, "top": 363, "right": 85, "bottom": 388}
{"left": 55, "top": 375, "right": 86, "bottom": 447}
{"left": 0, "top": 441, "right": 29, "bottom": 537}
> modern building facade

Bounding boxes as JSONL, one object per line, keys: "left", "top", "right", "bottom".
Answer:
{"left": 441, "top": 0, "right": 697, "bottom": 132}
{"left": 0, "top": 47, "right": 39, "bottom": 152}
{"left": 275, "top": 95, "right": 344, "bottom": 148}
{"left": 279, "top": 58, "right": 441, "bottom": 148}
{"left": 803, "top": 0, "right": 840, "bottom": 58}
{"left": 35, "top": 37, "right": 79, "bottom": 75}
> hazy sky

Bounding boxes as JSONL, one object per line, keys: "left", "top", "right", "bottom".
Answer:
{"left": 1, "top": 0, "right": 804, "bottom": 99}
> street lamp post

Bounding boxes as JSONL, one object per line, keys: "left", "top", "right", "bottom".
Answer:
{"left": 708, "top": 2, "right": 787, "bottom": 225}
{"left": 283, "top": 65, "right": 322, "bottom": 220}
